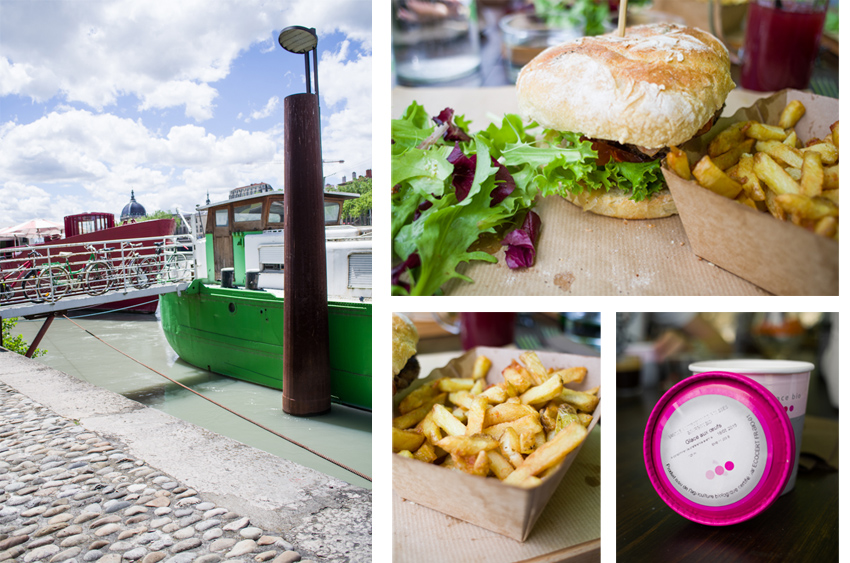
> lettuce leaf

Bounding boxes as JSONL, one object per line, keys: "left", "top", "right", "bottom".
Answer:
{"left": 390, "top": 105, "right": 666, "bottom": 295}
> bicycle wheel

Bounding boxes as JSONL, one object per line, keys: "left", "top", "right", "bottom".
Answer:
{"left": 36, "top": 266, "right": 70, "bottom": 302}
{"left": 169, "top": 253, "right": 189, "bottom": 281}
{"left": 0, "top": 281, "right": 9, "bottom": 302}
{"left": 85, "top": 261, "right": 113, "bottom": 295}
{"left": 21, "top": 271, "right": 42, "bottom": 302}
{"left": 133, "top": 258, "right": 158, "bottom": 289}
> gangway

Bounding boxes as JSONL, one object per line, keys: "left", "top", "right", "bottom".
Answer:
{"left": 1, "top": 236, "right": 194, "bottom": 356}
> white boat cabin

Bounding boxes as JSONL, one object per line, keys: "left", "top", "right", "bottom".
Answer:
{"left": 193, "top": 190, "right": 371, "bottom": 301}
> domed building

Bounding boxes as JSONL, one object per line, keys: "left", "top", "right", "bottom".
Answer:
{"left": 120, "top": 190, "right": 147, "bottom": 222}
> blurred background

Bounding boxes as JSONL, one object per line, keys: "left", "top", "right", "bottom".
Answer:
{"left": 403, "top": 311, "right": 600, "bottom": 355}
{"left": 616, "top": 312, "right": 837, "bottom": 412}
{"left": 392, "top": 0, "right": 838, "bottom": 96}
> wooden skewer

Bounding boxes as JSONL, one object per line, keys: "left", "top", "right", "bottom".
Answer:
{"left": 618, "top": 0, "right": 628, "bottom": 37}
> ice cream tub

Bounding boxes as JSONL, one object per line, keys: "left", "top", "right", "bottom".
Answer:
{"left": 689, "top": 359, "right": 813, "bottom": 494}
{"left": 643, "top": 372, "right": 794, "bottom": 525}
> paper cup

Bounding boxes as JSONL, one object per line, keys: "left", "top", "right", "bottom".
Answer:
{"left": 689, "top": 359, "right": 813, "bottom": 494}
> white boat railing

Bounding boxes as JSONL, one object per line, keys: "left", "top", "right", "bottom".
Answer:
{"left": 0, "top": 235, "right": 194, "bottom": 306}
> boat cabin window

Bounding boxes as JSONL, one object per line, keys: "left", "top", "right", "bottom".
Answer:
{"left": 268, "top": 200, "right": 285, "bottom": 224}
{"left": 215, "top": 209, "right": 229, "bottom": 227}
{"left": 324, "top": 201, "right": 341, "bottom": 225}
{"left": 234, "top": 201, "right": 263, "bottom": 222}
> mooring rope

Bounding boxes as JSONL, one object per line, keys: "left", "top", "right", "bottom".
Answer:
{"left": 62, "top": 315, "right": 371, "bottom": 483}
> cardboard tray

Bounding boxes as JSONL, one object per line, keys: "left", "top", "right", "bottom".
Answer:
{"left": 392, "top": 347, "right": 601, "bottom": 542}
{"left": 664, "top": 90, "right": 838, "bottom": 296}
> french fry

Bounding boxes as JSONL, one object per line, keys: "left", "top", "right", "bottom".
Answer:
{"left": 778, "top": 99, "right": 806, "bottom": 129}
{"left": 713, "top": 138, "right": 755, "bottom": 171}
{"left": 754, "top": 152, "right": 800, "bottom": 195}
{"left": 393, "top": 351, "right": 599, "bottom": 488}
{"left": 551, "top": 366, "right": 587, "bottom": 385}
{"left": 413, "top": 441, "right": 439, "bottom": 463}
{"left": 558, "top": 387, "right": 600, "bottom": 413}
{"left": 746, "top": 122, "right": 788, "bottom": 141}
{"left": 471, "top": 355, "right": 491, "bottom": 380}
{"left": 393, "top": 393, "right": 447, "bottom": 429}
{"left": 465, "top": 396, "right": 489, "bottom": 435}
{"left": 803, "top": 142, "right": 838, "bottom": 165}
{"left": 502, "top": 360, "right": 536, "bottom": 393}
{"left": 437, "top": 433, "right": 499, "bottom": 456}
{"left": 520, "top": 374, "right": 564, "bottom": 406}
{"left": 483, "top": 414, "right": 542, "bottom": 441}
{"left": 800, "top": 151, "right": 824, "bottom": 197}
{"left": 821, "top": 189, "right": 838, "bottom": 206}
{"left": 735, "top": 192, "right": 758, "bottom": 210}
{"left": 775, "top": 194, "right": 838, "bottom": 220}
{"left": 519, "top": 351, "right": 549, "bottom": 385}
{"left": 483, "top": 402, "right": 537, "bottom": 427}
{"left": 399, "top": 382, "right": 438, "bottom": 414}
{"left": 708, "top": 120, "right": 752, "bottom": 156}
{"left": 448, "top": 390, "right": 474, "bottom": 410}
{"left": 503, "top": 423, "right": 588, "bottom": 486}
{"left": 823, "top": 165, "right": 838, "bottom": 190}
{"left": 755, "top": 140, "right": 803, "bottom": 168}
{"left": 814, "top": 216, "right": 838, "bottom": 238}
{"left": 431, "top": 404, "right": 467, "bottom": 437}
{"left": 734, "top": 153, "right": 766, "bottom": 201}
{"left": 500, "top": 427, "right": 525, "bottom": 469}
{"left": 830, "top": 120, "right": 839, "bottom": 149}
{"left": 437, "top": 377, "right": 475, "bottom": 393}
{"left": 393, "top": 427, "right": 425, "bottom": 453}
{"left": 764, "top": 190, "right": 787, "bottom": 221}
{"left": 666, "top": 146, "right": 691, "bottom": 180}
{"left": 486, "top": 450, "right": 515, "bottom": 480}
{"left": 692, "top": 155, "right": 743, "bottom": 198}
{"left": 783, "top": 130, "right": 799, "bottom": 147}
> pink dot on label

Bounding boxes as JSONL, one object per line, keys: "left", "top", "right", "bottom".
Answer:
{"left": 789, "top": 405, "right": 794, "bottom": 412}
{"left": 725, "top": 461, "right": 735, "bottom": 471}
{"left": 706, "top": 471, "right": 714, "bottom": 480}
{"left": 715, "top": 466, "right": 724, "bottom": 476}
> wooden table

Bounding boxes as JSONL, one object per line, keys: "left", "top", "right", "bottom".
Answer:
{"left": 616, "top": 372, "right": 838, "bottom": 561}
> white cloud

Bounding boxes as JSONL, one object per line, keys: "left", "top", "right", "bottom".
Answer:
{"left": 317, "top": 42, "right": 371, "bottom": 178}
{"left": 0, "top": 109, "right": 282, "bottom": 225}
{"left": 246, "top": 96, "right": 280, "bottom": 122}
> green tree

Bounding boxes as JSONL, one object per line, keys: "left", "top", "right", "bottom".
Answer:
{"left": 328, "top": 176, "right": 372, "bottom": 224}
{"left": 119, "top": 209, "right": 175, "bottom": 225}
{"left": 1, "top": 317, "right": 46, "bottom": 357}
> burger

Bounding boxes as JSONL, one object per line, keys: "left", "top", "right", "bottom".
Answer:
{"left": 516, "top": 23, "right": 735, "bottom": 219}
{"left": 393, "top": 313, "right": 420, "bottom": 395}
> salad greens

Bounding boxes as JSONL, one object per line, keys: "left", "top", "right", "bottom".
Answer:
{"left": 390, "top": 102, "right": 664, "bottom": 296}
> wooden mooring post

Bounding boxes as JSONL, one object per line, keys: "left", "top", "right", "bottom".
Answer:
{"left": 281, "top": 92, "right": 331, "bottom": 416}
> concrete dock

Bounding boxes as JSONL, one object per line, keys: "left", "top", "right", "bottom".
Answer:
{"left": 0, "top": 349, "right": 371, "bottom": 563}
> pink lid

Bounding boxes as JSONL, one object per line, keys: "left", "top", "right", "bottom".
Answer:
{"left": 643, "top": 372, "right": 794, "bottom": 526}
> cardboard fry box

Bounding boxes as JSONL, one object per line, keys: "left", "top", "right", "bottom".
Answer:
{"left": 392, "top": 347, "right": 601, "bottom": 542}
{"left": 663, "top": 89, "right": 838, "bottom": 296}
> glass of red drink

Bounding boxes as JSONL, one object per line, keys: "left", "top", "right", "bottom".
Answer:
{"left": 740, "top": 0, "right": 828, "bottom": 92}
{"left": 458, "top": 312, "right": 517, "bottom": 350}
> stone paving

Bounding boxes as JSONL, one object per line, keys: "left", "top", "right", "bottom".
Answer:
{"left": 0, "top": 381, "right": 364, "bottom": 563}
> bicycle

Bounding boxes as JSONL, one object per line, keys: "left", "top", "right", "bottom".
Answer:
{"left": 0, "top": 250, "right": 43, "bottom": 303}
{"left": 34, "top": 245, "right": 113, "bottom": 302}
{"left": 153, "top": 240, "right": 190, "bottom": 281}
{"left": 106, "top": 241, "right": 157, "bottom": 290}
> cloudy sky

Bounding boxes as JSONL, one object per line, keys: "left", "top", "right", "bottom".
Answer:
{"left": 0, "top": 0, "right": 372, "bottom": 228}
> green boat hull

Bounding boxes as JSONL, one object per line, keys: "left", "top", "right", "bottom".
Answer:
{"left": 159, "top": 280, "right": 372, "bottom": 410}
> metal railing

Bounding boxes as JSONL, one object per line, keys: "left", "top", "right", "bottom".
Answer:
{"left": 1, "top": 235, "right": 194, "bottom": 306}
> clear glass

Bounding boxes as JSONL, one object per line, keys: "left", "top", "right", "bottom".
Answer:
{"left": 499, "top": 13, "right": 585, "bottom": 84}
{"left": 324, "top": 202, "right": 341, "bottom": 224}
{"left": 215, "top": 209, "right": 228, "bottom": 227}
{"left": 234, "top": 202, "right": 263, "bottom": 222}
{"left": 268, "top": 201, "right": 285, "bottom": 224}
{"left": 392, "top": 0, "right": 481, "bottom": 84}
